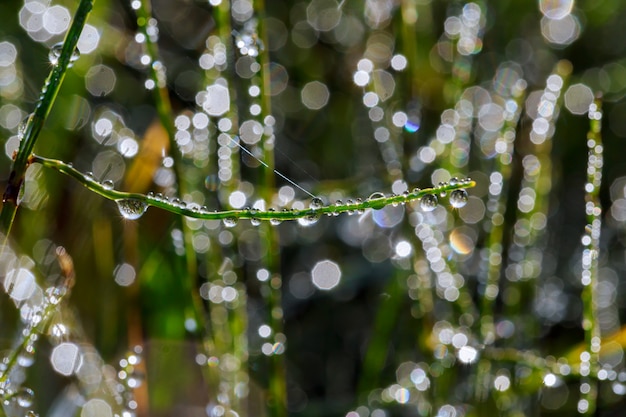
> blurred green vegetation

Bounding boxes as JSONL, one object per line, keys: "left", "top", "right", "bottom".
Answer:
{"left": 2, "top": 0, "right": 626, "bottom": 416}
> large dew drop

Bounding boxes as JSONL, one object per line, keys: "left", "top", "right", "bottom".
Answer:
{"left": 49, "top": 43, "right": 81, "bottom": 67}
{"left": 450, "top": 189, "right": 468, "bottom": 208}
{"left": 309, "top": 197, "right": 323, "bottom": 210}
{"left": 116, "top": 199, "right": 148, "bottom": 220}
{"left": 420, "top": 194, "right": 438, "bottom": 212}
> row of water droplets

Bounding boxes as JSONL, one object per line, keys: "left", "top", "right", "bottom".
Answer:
{"left": 109, "top": 177, "right": 471, "bottom": 223}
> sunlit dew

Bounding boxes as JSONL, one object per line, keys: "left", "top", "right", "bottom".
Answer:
{"left": 51, "top": 342, "right": 81, "bottom": 376}
{"left": 4, "top": 268, "right": 37, "bottom": 301}
{"left": 353, "top": 70, "right": 370, "bottom": 86}
{"left": 363, "top": 92, "right": 379, "bottom": 107}
{"left": 202, "top": 84, "right": 230, "bottom": 116}
{"left": 494, "top": 374, "right": 511, "bottom": 391}
{"left": 420, "top": 194, "right": 438, "bottom": 212}
{"left": 544, "top": 373, "right": 558, "bottom": 387}
{"left": 390, "top": 54, "right": 407, "bottom": 71}
{"left": 457, "top": 345, "right": 478, "bottom": 364}
{"left": 311, "top": 260, "right": 341, "bottom": 290}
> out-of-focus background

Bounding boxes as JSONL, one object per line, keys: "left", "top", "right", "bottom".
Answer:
{"left": 2, "top": 0, "right": 626, "bottom": 416}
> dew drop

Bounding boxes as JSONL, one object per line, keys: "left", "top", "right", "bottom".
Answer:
{"left": 309, "top": 197, "right": 323, "bottom": 210}
{"left": 223, "top": 217, "right": 238, "bottom": 228}
{"left": 116, "top": 199, "right": 148, "bottom": 220}
{"left": 49, "top": 44, "right": 62, "bottom": 66}
{"left": 420, "top": 194, "right": 438, "bottom": 212}
{"left": 85, "top": 171, "right": 94, "bottom": 181}
{"left": 345, "top": 199, "right": 355, "bottom": 215}
{"left": 16, "top": 388, "right": 34, "bottom": 408}
{"left": 450, "top": 189, "right": 468, "bottom": 208}
{"left": 368, "top": 192, "right": 386, "bottom": 210}
{"left": 17, "top": 348, "right": 35, "bottom": 367}
{"left": 438, "top": 182, "right": 448, "bottom": 197}
{"left": 269, "top": 209, "right": 282, "bottom": 226}
{"left": 355, "top": 198, "right": 365, "bottom": 214}
{"left": 48, "top": 43, "right": 80, "bottom": 67}
{"left": 102, "top": 180, "right": 114, "bottom": 190}
{"left": 17, "top": 114, "right": 33, "bottom": 139}
{"left": 298, "top": 213, "right": 320, "bottom": 227}
{"left": 449, "top": 177, "right": 460, "bottom": 186}
{"left": 250, "top": 218, "right": 261, "bottom": 226}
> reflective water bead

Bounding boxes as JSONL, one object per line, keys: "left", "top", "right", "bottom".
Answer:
{"left": 333, "top": 200, "right": 343, "bottom": 216}
{"left": 355, "top": 198, "right": 365, "bottom": 214}
{"left": 298, "top": 213, "right": 320, "bottom": 227}
{"left": 368, "top": 192, "right": 386, "bottom": 209}
{"left": 450, "top": 189, "right": 468, "bottom": 208}
{"left": 48, "top": 43, "right": 80, "bottom": 66}
{"left": 449, "top": 177, "right": 460, "bottom": 186}
{"left": 223, "top": 217, "right": 238, "bottom": 228}
{"left": 438, "top": 182, "right": 449, "bottom": 197}
{"left": 345, "top": 199, "right": 355, "bottom": 215}
{"left": 16, "top": 388, "right": 34, "bottom": 408}
{"left": 269, "top": 209, "right": 282, "bottom": 225}
{"left": 420, "top": 194, "right": 438, "bottom": 212}
{"left": 101, "top": 180, "right": 114, "bottom": 190}
{"left": 309, "top": 197, "right": 323, "bottom": 210}
{"left": 116, "top": 199, "right": 148, "bottom": 220}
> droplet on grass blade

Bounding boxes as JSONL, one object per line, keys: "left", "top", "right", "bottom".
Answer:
{"left": 450, "top": 189, "right": 469, "bottom": 208}
{"left": 420, "top": 194, "right": 438, "bottom": 212}
{"left": 48, "top": 43, "right": 80, "bottom": 67}
{"left": 116, "top": 199, "right": 148, "bottom": 220}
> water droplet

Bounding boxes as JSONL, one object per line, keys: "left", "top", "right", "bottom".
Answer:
{"left": 345, "top": 199, "right": 355, "bottom": 215}
{"left": 309, "top": 197, "right": 323, "bottom": 210}
{"left": 17, "top": 114, "right": 33, "bottom": 139}
{"left": 250, "top": 218, "right": 261, "bottom": 226}
{"left": 17, "top": 348, "right": 35, "bottom": 367}
{"left": 449, "top": 177, "right": 460, "bottom": 186}
{"left": 368, "top": 192, "right": 386, "bottom": 209}
{"left": 48, "top": 43, "right": 80, "bottom": 67}
{"left": 45, "top": 286, "right": 66, "bottom": 305}
{"left": 412, "top": 188, "right": 421, "bottom": 194}
{"left": 223, "top": 217, "right": 238, "bottom": 228}
{"left": 450, "top": 189, "right": 468, "bottom": 208}
{"left": 116, "top": 199, "right": 148, "bottom": 220}
{"left": 102, "top": 180, "right": 114, "bottom": 190}
{"left": 438, "top": 182, "right": 448, "bottom": 197}
{"left": 298, "top": 213, "right": 319, "bottom": 227}
{"left": 49, "top": 44, "right": 62, "bottom": 66}
{"left": 420, "top": 194, "right": 438, "bottom": 212}
{"left": 355, "top": 198, "right": 365, "bottom": 214}
{"left": 85, "top": 171, "right": 94, "bottom": 181}
{"left": 269, "top": 209, "right": 282, "bottom": 226}
{"left": 16, "top": 388, "right": 34, "bottom": 408}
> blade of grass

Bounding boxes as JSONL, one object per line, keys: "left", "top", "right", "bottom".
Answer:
{"left": 0, "top": 0, "right": 95, "bottom": 237}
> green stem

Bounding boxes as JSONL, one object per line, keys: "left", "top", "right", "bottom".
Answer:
{"left": 31, "top": 154, "right": 475, "bottom": 220}
{"left": 0, "top": 0, "right": 95, "bottom": 235}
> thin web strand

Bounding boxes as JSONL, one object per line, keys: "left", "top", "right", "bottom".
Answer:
{"left": 228, "top": 135, "right": 317, "bottom": 199}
